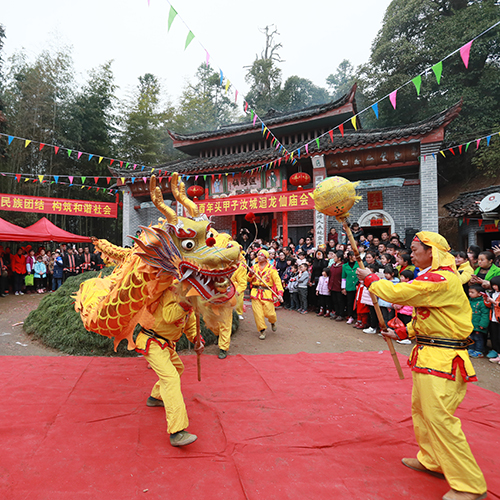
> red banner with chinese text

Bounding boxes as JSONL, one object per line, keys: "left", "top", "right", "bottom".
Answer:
{"left": 195, "top": 189, "right": 314, "bottom": 216}
{"left": 0, "top": 193, "right": 117, "bottom": 218}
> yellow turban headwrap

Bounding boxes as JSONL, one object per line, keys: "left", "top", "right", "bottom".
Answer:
{"left": 258, "top": 249, "right": 270, "bottom": 260}
{"left": 414, "top": 231, "right": 457, "bottom": 274}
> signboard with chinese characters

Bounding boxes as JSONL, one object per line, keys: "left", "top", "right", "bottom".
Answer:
{"left": 195, "top": 189, "right": 314, "bottom": 216}
{"left": 0, "top": 194, "right": 117, "bottom": 218}
{"left": 217, "top": 171, "right": 262, "bottom": 195}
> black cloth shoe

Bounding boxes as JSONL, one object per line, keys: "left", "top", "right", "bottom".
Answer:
{"left": 146, "top": 396, "right": 164, "bottom": 407}
{"left": 218, "top": 349, "right": 227, "bottom": 359}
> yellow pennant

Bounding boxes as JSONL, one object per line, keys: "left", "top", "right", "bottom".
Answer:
{"left": 495, "top": 220, "right": 499, "bottom": 227}
{"left": 99, "top": 157, "right": 103, "bottom": 163}
{"left": 440, "top": 151, "right": 446, "bottom": 157}
{"left": 25, "top": 140, "right": 31, "bottom": 148}
{"left": 121, "top": 177, "right": 125, "bottom": 184}
{"left": 24, "top": 177, "right": 30, "bottom": 182}
{"left": 38, "top": 175, "right": 43, "bottom": 183}
{"left": 225, "top": 79, "right": 230, "bottom": 93}
{"left": 351, "top": 116, "right": 358, "bottom": 131}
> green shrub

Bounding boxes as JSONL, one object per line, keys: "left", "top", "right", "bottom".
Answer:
{"left": 24, "top": 268, "right": 239, "bottom": 356}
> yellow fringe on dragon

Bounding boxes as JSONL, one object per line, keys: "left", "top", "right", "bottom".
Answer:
{"left": 74, "top": 173, "right": 241, "bottom": 351}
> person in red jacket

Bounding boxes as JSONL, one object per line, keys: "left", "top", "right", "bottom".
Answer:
{"left": 11, "top": 247, "right": 26, "bottom": 295}
{"left": 328, "top": 250, "right": 345, "bottom": 320}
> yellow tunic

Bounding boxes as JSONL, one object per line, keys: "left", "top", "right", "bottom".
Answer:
{"left": 457, "top": 260, "right": 474, "bottom": 285}
{"left": 368, "top": 268, "right": 476, "bottom": 381}
{"left": 248, "top": 262, "right": 283, "bottom": 301}
{"left": 135, "top": 290, "right": 197, "bottom": 434}
{"left": 232, "top": 263, "right": 248, "bottom": 316}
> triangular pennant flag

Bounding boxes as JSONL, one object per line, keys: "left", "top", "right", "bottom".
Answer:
{"left": 54, "top": 175, "right": 59, "bottom": 184}
{"left": 297, "top": 148, "right": 301, "bottom": 158}
{"left": 54, "top": 146, "right": 59, "bottom": 155}
{"left": 235, "top": 89, "right": 238, "bottom": 103}
{"left": 458, "top": 145, "right": 463, "bottom": 154}
{"left": 88, "top": 154, "right": 93, "bottom": 161}
{"left": 121, "top": 177, "right": 125, "bottom": 184}
{"left": 203, "top": 175, "right": 207, "bottom": 181}
{"left": 77, "top": 152, "right": 83, "bottom": 159}
{"left": 185, "top": 31, "right": 195, "bottom": 50}
{"left": 206, "top": 50, "right": 210, "bottom": 66}
{"left": 449, "top": 148, "right": 455, "bottom": 155}
{"left": 495, "top": 220, "right": 499, "bottom": 228}
{"left": 25, "top": 177, "right": 30, "bottom": 182}
{"left": 110, "top": 159, "right": 114, "bottom": 165}
{"left": 440, "top": 151, "right": 446, "bottom": 157}
{"left": 389, "top": 90, "right": 397, "bottom": 109}
{"left": 167, "top": 6, "right": 177, "bottom": 31}
{"left": 106, "top": 177, "right": 111, "bottom": 184}
{"left": 371, "top": 103, "right": 379, "bottom": 118}
{"left": 476, "top": 139, "right": 481, "bottom": 149}
{"left": 141, "top": 166, "right": 145, "bottom": 171}
{"left": 329, "top": 130, "right": 334, "bottom": 142}
{"left": 460, "top": 40, "right": 473, "bottom": 69}
{"left": 339, "top": 124, "right": 344, "bottom": 137}
{"left": 465, "top": 142, "right": 471, "bottom": 151}
{"left": 99, "top": 156, "right": 103, "bottom": 163}
{"left": 131, "top": 177, "right": 135, "bottom": 184}
{"left": 351, "top": 116, "right": 358, "bottom": 131}
{"left": 67, "top": 149, "right": 72, "bottom": 157}
{"left": 68, "top": 176, "right": 74, "bottom": 184}
{"left": 225, "top": 79, "right": 230, "bottom": 93}
{"left": 305, "top": 144, "right": 309, "bottom": 155}
{"left": 8, "top": 136, "right": 13, "bottom": 145}
{"left": 487, "top": 135, "right": 491, "bottom": 146}
{"left": 94, "top": 177, "right": 98, "bottom": 184}
{"left": 459, "top": 218, "right": 463, "bottom": 226}
{"left": 253, "top": 114, "right": 257, "bottom": 126}
{"left": 315, "top": 138, "right": 320, "bottom": 150}
{"left": 24, "top": 140, "right": 31, "bottom": 148}
{"left": 133, "top": 164, "right": 137, "bottom": 169}
{"left": 478, "top": 219, "right": 483, "bottom": 227}
{"left": 87, "top": 186, "right": 91, "bottom": 190}
{"left": 39, "top": 143, "right": 45, "bottom": 151}
{"left": 15, "top": 174, "right": 21, "bottom": 182}
{"left": 412, "top": 75, "right": 422, "bottom": 96}
{"left": 432, "top": 62, "right": 443, "bottom": 84}
{"left": 81, "top": 177, "right": 86, "bottom": 184}
{"left": 466, "top": 218, "right": 470, "bottom": 225}
{"left": 38, "top": 175, "right": 44, "bottom": 183}
{"left": 244, "top": 101, "right": 248, "bottom": 113}
{"left": 120, "top": 161, "right": 123, "bottom": 168}
{"left": 143, "top": 177, "right": 147, "bottom": 184}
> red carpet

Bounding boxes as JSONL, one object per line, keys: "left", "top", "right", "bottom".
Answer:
{"left": 0, "top": 352, "right": 498, "bottom": 500}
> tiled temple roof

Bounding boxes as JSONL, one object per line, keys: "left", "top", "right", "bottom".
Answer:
{"left": 444, "top": 185, "right": 500, "bottom": 218}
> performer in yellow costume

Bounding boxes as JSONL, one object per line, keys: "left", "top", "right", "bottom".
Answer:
{"left": 233, "top": 259, "right": 248, "bottom": 320}
{"left": 357, "top": 232, "right": 487, "bottom": 500}
{"left": 248, "top": 249, "right": 283, "bottom": 339}
{"left": 135, "top": 288, "right": 203, "bottom": 447}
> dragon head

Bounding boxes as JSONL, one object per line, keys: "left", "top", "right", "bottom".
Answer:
{"left": 131, "top": 173, "right": 241, "bottom": 304}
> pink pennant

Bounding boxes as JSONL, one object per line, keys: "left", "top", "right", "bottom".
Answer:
{"left": 305, "top": 144, "right": 309, "bottom": 155}
{"left": 253, "top": 114, "right": 257, "bottom": 126}
{"left": 206, "top": 50, "right": 210, "bottom": 66}
{"left": 77, "top": 152, "right": 83, "bottom": 159}
{"left": 476, "top": 139, "right": 481, "bottom": 149}
{"left": 68, "top": 176, "right": 74, "bottom": 184}
{"left": 460, "top": 41, "right": 473, "bottom": 69}
{"left": 389, "top": 90, "right": 397, "bottom": 110}
{"left": 235, "top": 90, "right": 238, "bottom": 103}
{"left": 143, "top": 177, "right": 147, "bottom": 184}
{"left": 94, "top": 177, "right": 98, "bottom": 184}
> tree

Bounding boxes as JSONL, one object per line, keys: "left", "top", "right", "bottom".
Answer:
{"left": 244, "top": 25, "right": 283, "bottom": 115}
{"left": 356, "top": 0, "right": 500, "bottom": 180}
{"left": 326, "top": 59, "right": 356, "bottom": 101}
{"left": 174, "top": 63, "right": 240, "bottom": 133}
{"left": 119, "top": 73, "right": 175, "bottom": 166}
{"left": 277, "top": 76, "right": 330, "bottom": 112}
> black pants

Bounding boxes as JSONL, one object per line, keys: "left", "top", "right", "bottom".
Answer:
{"left": 381, "top": 307, "right": 395, "bottom": 325}
{"left": 490, "top": 321, "right": 500, "bottom": 353}
{"left": 317, "top": 294, "right": 330, "bottom": 310}
{"left": 345, "top": 291, "right": 356, "bottom": 319}
{"left": 331, "top": 291, "right": 345, "bottom": 317}
{"left": 13, "top": 272, "right": 25, "bottom": 293}
{"left": 368, "top": 306, "right": 378, "bottom": 329}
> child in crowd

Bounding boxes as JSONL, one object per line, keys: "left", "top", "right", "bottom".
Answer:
{"left": 33, "top": 254, "right": 47, "bottom": 294}
{"left": 296, "top": 251, "right": 307, "bottom": 266}
{"left": 380, "top": 253, "right": 396, "bottom": 268}
{"left": 297, "top": 263, "right": 310, "bottom": 314}
{"left": 362, "top": 264, "right": 380, "bottom": 334}
{"left": 328, "top": 250, "right": 345, "bottom": 320}
{"left": 396, "top": 251, "right": 415, "bottom": 276}
{"left": 25, "top": 248, "right": 36, "bottom": 294}
{"left": 287, "top": 264, "right": 300, "bottom": 311}
{"left": 316, "top": 267, "right": 331, "bottom": 316}
{"left": 353, "top": 279, "right": 369, "bottom": 330}
{"left": 393, "top": 269, "right": 414, "bottom": 345}
{"left": 281, "top": 257, "right": 295, "bottom": 309}
{"left": 455, "top": 250, "right": 474, "bottom": 294}
{"left": 377, "top": 265, "right": 400, "bottom": 325}
{"left": 468, "top": 284, "right": 490, "bottom": 358}
{"left": 484, "top": 275, "right": 500, "bottom": 363}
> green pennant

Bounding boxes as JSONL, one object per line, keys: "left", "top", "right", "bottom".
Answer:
{"left": 459, "top": 218, "right": 463, "bottom": 226}
{"left": 315, "top": 138, "right": 320, "bottom": 150}
{"left": 81, "top": 176, "right": 86, "bottom": 184}
{"left": 203, "top": 175, "right": 207, "bottom": 181}
{"left": 465, "top": 142, "right": 471, "bottom": 151}
{"left": 185, "top": 31, "right": 195, "bottom": 50}
{"left": 250, "top": 110, "right": 254, "bottom": 120}
{"left": 432, "top": 62, "right": 443, "bottom": 84}
{"left": 67, "top": 149, "right": 72, "bottom": 157}
{"left": 167, "top": 6, "right": 177, "bottom": 31}
{"left": 412, "top": 75, "right": 422, "bottom": 96}
{"left": 126, "top": 162, "right": 130, "bottom": 168}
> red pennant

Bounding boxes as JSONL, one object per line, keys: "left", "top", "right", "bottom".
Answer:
{"left": 120, "top": 161, "right": 123, "bottom": 168}
{"left": 449, "top": 148, "right": 455, "bottom": 155}
{"left": 458, "top": 145, "right": 463, "bottom": 154}
{"left": 15, "top": 174, "right": 21, "bottom": 182}
{"left": 106, "top": 177, "right": 111, "bottom": 184}
{"left": 478, "top": 219, "right": 483, "bottom": 227}
{"left": 278, "top": 157, "right": 282, "bottom": 166}
{"left": 39, "top": 143, "right": 45, "bottom": 151}
{"left": 94, "top": 177, "right": 98, "bottom": 184}
{"left": 266, "top": 131, "right": 271, "bottom": 140}
{"left": 285, "top": 154, "right": 290, "bottom": 162}
{"left": 339, "top": 124, "right": 344, "bottom": 137}
{"left": 466, "top": 219, "right": 470, "bottom": 225}
{"left": 54, "top": 146, "right": 59, "bottom": 155}
{"left": 110, "top": 159, "right": 114, "bottom": 166}
{"left": 87, "top": 186, "right": 92, "bottom": 190}
{"left": 244, "top": 101, "right": 248, "bottom": 112}
{"left": 329, "top": 130, "right": 334, "bottom": 142}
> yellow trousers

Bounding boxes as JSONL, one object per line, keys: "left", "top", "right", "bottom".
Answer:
{"left": 251, "top": 298, "right": 276, "bottom": 331}
{"left": 235, "top": 292, "right": 244, "bottom": 316}
{"left": 412, "top": 371, "right": 487, "bottom": 494}
{"left": 215, "top": 306, "right": 233, "bottom": 351}
{"left": 145, "top": 340, "right": 189, "bottom": 435}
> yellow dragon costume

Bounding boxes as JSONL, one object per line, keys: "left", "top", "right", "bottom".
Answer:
{"left": 75, "top": 173, "right": 240, "bottom": 446}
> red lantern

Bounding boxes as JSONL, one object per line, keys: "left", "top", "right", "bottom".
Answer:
{"left": 187, "top": 184, "right": 204, "bottom": 200}
{"left": 289, "top": 172, "right": 311, "bottom": 190}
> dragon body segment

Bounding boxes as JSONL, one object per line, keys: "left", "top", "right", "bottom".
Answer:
{"left": 75, "top": 173, "right": 240, "bottom": 350}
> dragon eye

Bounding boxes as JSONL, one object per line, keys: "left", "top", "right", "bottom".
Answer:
{"left": 181, "top": 239, "right": 196, "bottom": 251}
{"left": 206, "top": 230, "right": 214, "bottom": 239}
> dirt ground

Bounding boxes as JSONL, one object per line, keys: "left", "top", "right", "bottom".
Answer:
{"left": 1, "top": 293, "right": 499, "bottom": 394}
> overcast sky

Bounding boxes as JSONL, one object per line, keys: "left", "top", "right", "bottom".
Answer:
{"left": 2, "top": 0, "right": 393, "bottom": 104}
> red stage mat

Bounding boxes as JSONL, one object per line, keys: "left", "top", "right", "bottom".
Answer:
{"left": 0, "top": 352, "right": 498, "bottom": 500}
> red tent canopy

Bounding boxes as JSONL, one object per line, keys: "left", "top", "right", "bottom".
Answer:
{"left": 0, "top": 217, "right": 34, "bottom": 241}
{"left": 23, "top": 217, "right": 91, "bottom": 243}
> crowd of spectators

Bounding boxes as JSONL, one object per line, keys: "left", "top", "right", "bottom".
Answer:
{"left": 238, "top": 225, "right": 500, "bottom": 362}
{"left": 0, "top": 243, "right": 105, "bottom": 296}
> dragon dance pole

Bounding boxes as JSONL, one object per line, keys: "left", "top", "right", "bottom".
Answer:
{"left": 196, "top": 314, "right": 202, "bottom": 382}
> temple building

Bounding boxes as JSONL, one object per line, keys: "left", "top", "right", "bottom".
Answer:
{"left": 113, "top": 85, "right": 462, "bottom": 247}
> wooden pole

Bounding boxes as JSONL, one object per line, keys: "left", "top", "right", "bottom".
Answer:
{"left": 196, "top": 314, "right": 201, "bottom": 382}
{"left": 343, "top": 221, "right": 405, "bottom": 380}
{"left": 244, "top": 261, "right": 282, "bottom": 301}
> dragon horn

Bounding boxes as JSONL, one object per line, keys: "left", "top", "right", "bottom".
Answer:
{"left": 150, "top": 175, "right": 177, "bottom": 224}
{"left": 171, "top": 172, "right": 200, "bottom": 218}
